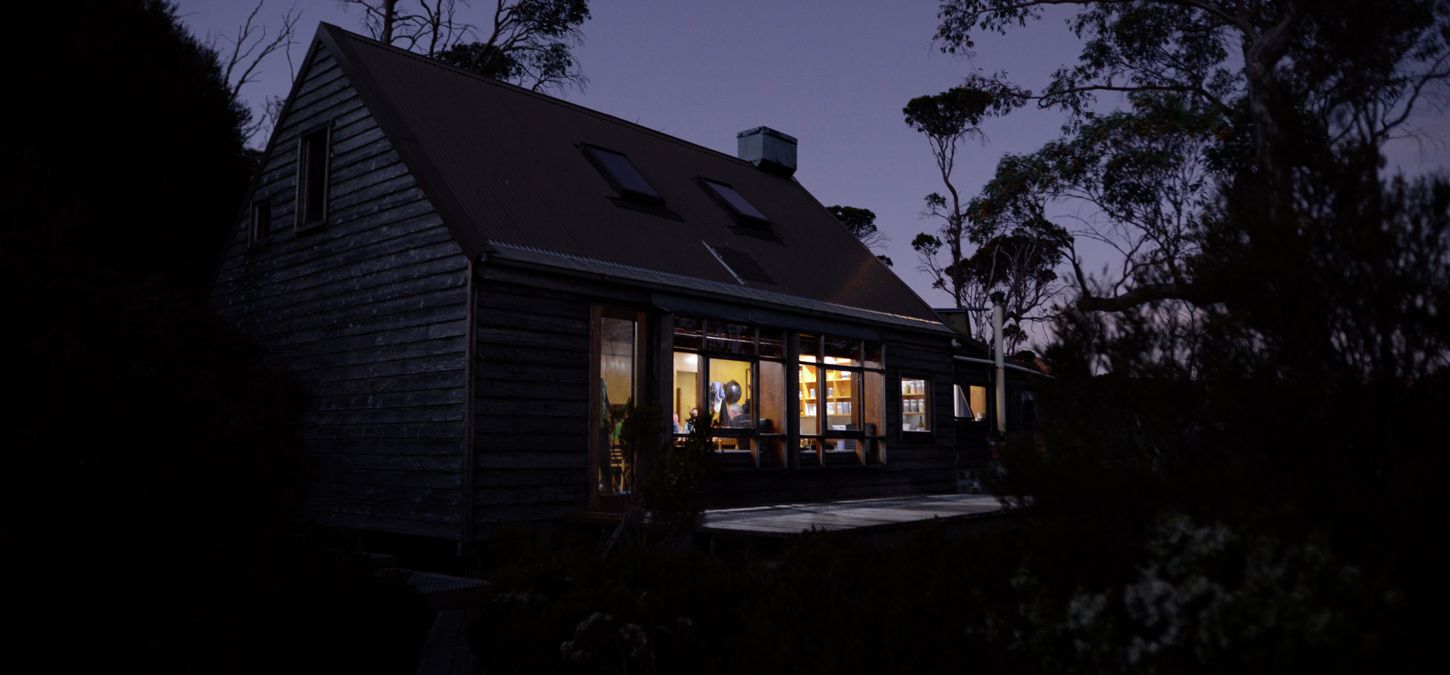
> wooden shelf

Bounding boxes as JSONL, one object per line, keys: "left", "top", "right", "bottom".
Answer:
{"left": 901, "top": 379, "right": 928, "bottom": 431}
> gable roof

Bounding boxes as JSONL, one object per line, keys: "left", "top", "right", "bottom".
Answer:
{"left": 314, "top": 24, "right": 943, "bottom": 331}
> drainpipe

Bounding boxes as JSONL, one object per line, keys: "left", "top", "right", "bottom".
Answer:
{"left": 991, "top": 292, "right": 1006, "bottom": 436}
{"left": 459, "top": 256, "right": 478, "bottom": 555}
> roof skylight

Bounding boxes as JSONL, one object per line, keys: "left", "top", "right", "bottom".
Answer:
{"left": 582, "top": 145, "right": 662, "bottom": 204}
{"left": 701, "top": 179, "right": 769, "bottom": 224}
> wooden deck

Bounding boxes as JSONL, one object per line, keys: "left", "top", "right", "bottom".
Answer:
{"left": 698, "top": 493, "right": 1007, "bottom": 538}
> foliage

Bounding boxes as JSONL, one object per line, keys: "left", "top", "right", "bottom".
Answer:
{"left": 903, "top": 77, "right": 1028, "bottom": 311}
{"left": 826, "top": 204, "right": 894, "bottom": 266}
{"left": 6, "top": 2, "right": 432, "bottom": 671}
{"left": 474, "top": 524, "right": 1007, "bottom": 674}
{"left": 911, "top": 1, "right": 1450, "bottom": 671}
{"left": 472, "top": 508, "right": 1422, "bottom": 674}
{"left": 638, "top": 414, "right": 718, "bottom": 547}
{"left": 971, "top": 97, "right": 1221, "bottom": 317}
{"left": 8, "top": 0, "right": 252, "bottom": 297}
{"left": 343, "top": 0, "right": 591, "bottom": 92}
{"left": 902, "top": 76, "right": 1062, "bottom": 350}
{"left": 934, "top": 0, "right": 1450, "bottom": 314}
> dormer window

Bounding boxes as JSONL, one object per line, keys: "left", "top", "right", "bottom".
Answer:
{"left": 701, "top": 178, "right": 769, "bottom": 226}
{"left": 582, "top": 145, "right": 663, "bottom": 205}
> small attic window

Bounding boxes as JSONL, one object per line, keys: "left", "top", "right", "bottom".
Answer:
{"left": 296, "top": 125, "right": 331, "bottom": 229}
{"left": 249, "top": 199, "right": 271, "bottom": 245}
{"left": 582, "top": 145, "right": 663, "bottom": 204}
{"left": 701, "top": 179, "right": 769, "bottom": 225}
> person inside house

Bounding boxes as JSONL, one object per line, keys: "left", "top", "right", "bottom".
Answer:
{"left": 719, "top": 380, "right": 749, "bottom": 428}
{"left": 672, "top": 412, "right": 682, "bottom": 434}
{"left": 685, "top": 407, "right": 700, "bottom": 434}
{"left": 736, "top": 399, "right": 753, "bottom": 428}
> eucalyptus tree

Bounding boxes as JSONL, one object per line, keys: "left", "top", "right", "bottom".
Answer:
{"left": 923, "top": 5, "right": 1450, "bottom": 669}
{"left": 935, "top": 0, "right": 1450, "bottom": 322}
{"left": 827, "top": 205, "right": 894, "bottom": 266}
{"left": 341, "top": 0, "right": 591, "bottom": 92}
{"left": 903, "top": 78, "right": 1066, "bottom": 349}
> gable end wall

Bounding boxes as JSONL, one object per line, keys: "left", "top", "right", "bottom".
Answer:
{"left": 209, "top": 44, "right": 469, "bottom": 540}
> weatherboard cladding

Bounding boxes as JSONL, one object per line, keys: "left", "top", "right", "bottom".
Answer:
{"left": 318, "top": 24, "right": 939, "bottom": 326}
{"left": 210, "top": 43, "right": 469, "bottom": 539}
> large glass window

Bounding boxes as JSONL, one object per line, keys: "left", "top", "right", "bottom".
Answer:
{"left": 799, "top": 334, "right": 885, "bottom": 465}
{"left": 672, "top": 352, "right": 701, "bottom": 434}
{"left": 825, "top": 369, "right": 859, "bottom": 431}
{"left": 677, "top": 319, "right": 882, "bottom": 467}
{"left": 758, "top": 360, "right": 785, "bottom": 434}
{"left": 798, "top": 364, "right": 820, "bottom": 436}
{"left": 594, "top": 311, "right": 640, "bottom": 502}
{"left": 709, "top": 358, "right": 753, "bottom": 429}
{"left": 673, "top": 318, "right": 787, "bottom": 468}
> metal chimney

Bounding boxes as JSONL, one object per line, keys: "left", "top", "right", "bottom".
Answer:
{"left": 736, "top": 126, "right": 797, "bottom": 176}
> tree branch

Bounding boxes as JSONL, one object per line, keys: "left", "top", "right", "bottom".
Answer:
{"left": 1075, "top": 281, "right": 1213, "bottom": 312}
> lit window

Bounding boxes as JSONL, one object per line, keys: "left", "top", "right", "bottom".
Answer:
{"left": 672, "top": 317, "right": 790, "bottom": 468}
{"left": 901, "top": 378, "right": 930, "bottom": 432}
{"left": 953, "top": 384, "right": 988, "bottom": 422}
{"left": 701, "top": 178, "right": 769, "bottom": 224}
{"left": 583, "top": 145, "right": 662, "bottom": 204}
{"left": 798, "top": 335, "right": 885, "bottom": 464}
{"left": 709, "top": 358, "right": 754, "bottom": 430}
{"left": 672, "top": 351, "right": 701, "bottom": 434}
{"left": 296, "top": 127, "right": 330, "bottom": 228}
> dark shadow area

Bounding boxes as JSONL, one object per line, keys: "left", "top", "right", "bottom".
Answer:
{"left": 4, "top": 2, "right": 430, "bottom": 672}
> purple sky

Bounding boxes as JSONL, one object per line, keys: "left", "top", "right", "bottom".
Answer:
{"left": 178, "top": 1, "right": 1449, "bottom": 346}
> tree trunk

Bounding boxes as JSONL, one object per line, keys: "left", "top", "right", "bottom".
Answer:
{"left": 381, "top": 0, "right": 398, "bottom": 44}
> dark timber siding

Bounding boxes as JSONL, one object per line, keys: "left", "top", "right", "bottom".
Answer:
{"left": 210, "top": 45, "right": 469, "bottom": 539}
{"left": 466, "top": 267, "right": 959, "bottom": 523}
{"left": 471, "top": 277, "right": 593, "bottom": 532}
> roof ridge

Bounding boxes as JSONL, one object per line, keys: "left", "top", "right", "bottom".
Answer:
{"left": 318, "top": 22, "right": 773, "bottom": 173}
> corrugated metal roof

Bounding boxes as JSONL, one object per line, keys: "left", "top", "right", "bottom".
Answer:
{"left": 317, "top": 24, "right": 942, "bottom": 327}
{"left": 485, "top": 241, "right": 951, "bottom": 333}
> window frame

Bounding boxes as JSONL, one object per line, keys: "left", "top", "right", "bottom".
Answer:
{"left": 295, "top": 123, "right": 332, "bottom": 231}
{"left": 588, "top": 305, "right": 648, "bottom": 511}
{"left": 581, "top": 144, "right": 665, "bottom": 205}
{"left": 953, "top": 383, "right": 990, "bottom": 424}
{"left": 899, "top": 375, "right": 933, "bottom": 436}
{"left": 798, "top": 333, "right": 886, "bottom": 466}
{"left": 249, "top": 198, "right": 272, "bottom": 247}
{"left": 698, "top": 177, "right": 770, "bottom": 226}
{"left": 672, "top": 319, "right": 785, "bottom": 469}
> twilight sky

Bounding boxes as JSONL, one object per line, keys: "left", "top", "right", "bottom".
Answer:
{"left": 177, "top": 0, "right": 1449, "bottom": 347}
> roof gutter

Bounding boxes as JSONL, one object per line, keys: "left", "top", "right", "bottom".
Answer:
{"left": 479, "top": 243, "right": 954, "bottom": 336}
{"left": 459, "top": 255, "right": 478, "bottom": 551}
{"left": 954, "top": 355, "right": 1054, "bottom": 379}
